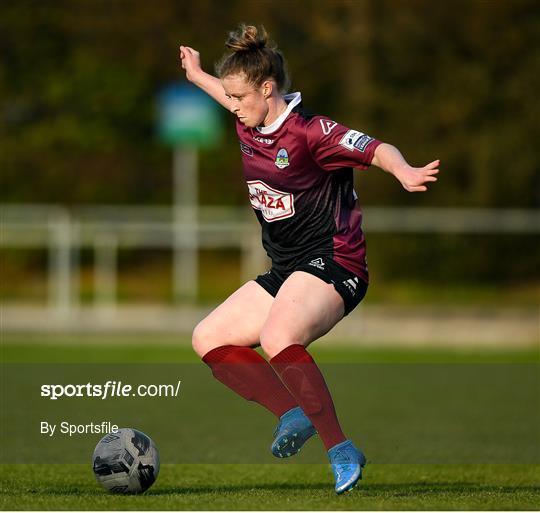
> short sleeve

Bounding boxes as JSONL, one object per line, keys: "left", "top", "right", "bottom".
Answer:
{"left": 306, "top": 116, "right": 382, "bottom": 171}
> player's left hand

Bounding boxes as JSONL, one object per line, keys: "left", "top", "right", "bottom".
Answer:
{"left": 396, "top": 159, "right": 440, "bottom": 192}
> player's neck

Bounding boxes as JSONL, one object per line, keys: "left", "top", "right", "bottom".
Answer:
{"left": 262, "top": 96, "right": 288, "bottom": 127}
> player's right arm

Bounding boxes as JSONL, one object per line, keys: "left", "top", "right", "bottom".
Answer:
{"left": 179, "top": 45, "right": 231, "bottom": 110}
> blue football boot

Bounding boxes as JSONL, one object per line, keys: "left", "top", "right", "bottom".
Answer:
{"left": 328, "top": 440, "right": 366, "bottom": 494}
{"left": 271, "top": 407, "right": 317, "bottom": 458}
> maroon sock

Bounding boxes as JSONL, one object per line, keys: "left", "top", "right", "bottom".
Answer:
{"left": 202, "top": 345, "right": 297, "bottom": 418}
{"left": 270, "top": 344, "right": 346, "bottom": 450}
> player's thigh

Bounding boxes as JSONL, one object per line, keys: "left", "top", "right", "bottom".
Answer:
{"left": 192, "top": 280, "right": 274, "bottom": 357}
{"left": 259, "top": 271, "right": 345, "bottom": 358}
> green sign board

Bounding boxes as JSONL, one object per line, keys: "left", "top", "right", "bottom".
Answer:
{"left": 157, "top": 83, "right": 222, "bottom": 147}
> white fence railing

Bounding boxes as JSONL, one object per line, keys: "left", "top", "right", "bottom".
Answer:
{"left": 1, "top": 205, "right": 538, "bottom": 320}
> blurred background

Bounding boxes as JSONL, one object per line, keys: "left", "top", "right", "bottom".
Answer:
{"left": 1, "top": 0, "right": 538, "bottom": 347}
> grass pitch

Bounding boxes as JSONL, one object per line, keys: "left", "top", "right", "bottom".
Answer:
{"left": 1, "top": 335, "right": 538, "bottom": 510}
{"left": 1, "top": 463, "right": 539, "bottom": 510}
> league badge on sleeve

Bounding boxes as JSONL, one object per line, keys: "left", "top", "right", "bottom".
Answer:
{"left": 353, "top": 134, "right": 374, "bottom": 152}
{"left": 339, "top": 130, "right": 374, "bottom": 152}
{"left": 275, "top": 148, "right": 290, "bottom": 169}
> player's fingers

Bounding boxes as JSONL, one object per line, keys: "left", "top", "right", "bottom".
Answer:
{"left": 180, "top": 50, "right": 195, "bottom": 68}
{"left": 184, "top": 46, "right": 199, "bottom": 56}
{"left": 426, "top": 159, "right": 440, "bottom": 169}
{"left": 423, "top": 176, "right": 438, "bottom": 182}
{"left": 409, "top": 185, "right": 428, "bottom": 192}
{"left": 180, "top": 45, "right": 191, "bottom": 58}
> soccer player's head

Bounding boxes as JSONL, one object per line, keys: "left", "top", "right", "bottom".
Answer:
{"left": 216, "top": 24, "right": 290, "bottom": 128}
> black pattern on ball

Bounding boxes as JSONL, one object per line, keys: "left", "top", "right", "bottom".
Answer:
{"left": 92, "top": 428, "right": 160, "bottom": 494}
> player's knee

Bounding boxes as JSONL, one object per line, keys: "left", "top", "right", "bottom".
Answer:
{"left": 259, "top": 327, "right": 300, "bottom": 359}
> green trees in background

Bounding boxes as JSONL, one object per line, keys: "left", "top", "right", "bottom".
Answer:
{"left": 1, "top": 0, "right": 538, "bottom": 207}
{"left": 1, "top": 0, "right": 539, "bottom": 294}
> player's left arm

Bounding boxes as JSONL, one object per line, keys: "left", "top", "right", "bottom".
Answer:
{"left": 371, "top": 143, "right": 440, "bottom": 192}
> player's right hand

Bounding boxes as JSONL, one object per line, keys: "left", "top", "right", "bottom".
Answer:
{"left": 179, "top": 45, "right": 202, "bottom": 83}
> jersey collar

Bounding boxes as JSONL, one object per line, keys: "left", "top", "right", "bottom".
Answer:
{"left": 256, "top": 92, "right": 301, "bottom": 135}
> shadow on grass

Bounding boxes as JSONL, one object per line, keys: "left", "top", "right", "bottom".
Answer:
{"left": 360, "top": 482, "right": 540, "bottom": 496}
{"left": 16, "top": 482, "right": 540, "bottom": 497}
{"left": 149, "top": 482, "right": 330, "bottom": 495}
{"left": 32, "top": 482, "right": 329, "bottom": 496}
{"left": 146, "top": 482, "right": 540, "bottom": 496}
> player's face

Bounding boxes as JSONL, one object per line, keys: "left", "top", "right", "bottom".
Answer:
{"left": 221, "top": 74, "right": 268, "bottom": 128}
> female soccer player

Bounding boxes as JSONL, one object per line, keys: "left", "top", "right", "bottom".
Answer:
{"left": 179, "top": 24, "right": 439, "bottom": 494}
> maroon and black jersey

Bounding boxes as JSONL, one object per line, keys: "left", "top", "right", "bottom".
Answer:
{"left": 236, "top": 92, "right": 382, "bottom": 284}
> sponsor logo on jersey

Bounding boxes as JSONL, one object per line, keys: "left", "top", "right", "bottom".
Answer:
{"left": 308, "top": 258, "right": 326, "bottom": 270}
{"left": 247, "top": 180, "right": 295, "bottom": 222}
{"left": 342, "top": 276, "right": 359, "bottom": 296}
{"left": 253, "top": 135, "right": 274, "bottom": 144}
{"left": 240, "top": 142, "right": 254, "bottom": 156}
{"left": 274, "top": 148, "right": 290, "bottom": 169}
{"left": 319, "top": 119, "right": 337, "bottom": 135}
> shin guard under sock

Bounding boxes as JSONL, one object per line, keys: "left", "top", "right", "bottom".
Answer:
{"left": 202, "top": 345, "right": 297, "bottom": 418}
{"left": 270, "top": 344, "right": 346, "bottom": 450}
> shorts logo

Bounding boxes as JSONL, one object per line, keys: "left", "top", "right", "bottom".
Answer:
{"left": 275, "top": 148, "right": 290, "bottom": 169}
{"left": 342, "top": 276, "right": 359, "bottom": 296}
{"left": 247, "top": 180, "right": 295, "bottom": 222}
{"left": 339, "top": 130, "right": 373, "bottom": 152}
{"left": 320, "top": 119, "right": 337, "bottom": 135}
{"left": 240, "top": 142, "right": 254, "bottom": 156}
{"left": 309, "top": 258, "right": 326, "bottom": 270}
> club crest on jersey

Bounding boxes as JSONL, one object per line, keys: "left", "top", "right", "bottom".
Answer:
{"left": 274, "top": 148, "right": 290, "bottom": 169}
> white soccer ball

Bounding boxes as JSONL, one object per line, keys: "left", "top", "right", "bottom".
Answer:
{"left": 92, "top": 428, "right": 160, "bottom": 494}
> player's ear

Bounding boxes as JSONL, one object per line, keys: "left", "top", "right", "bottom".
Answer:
{"left": 261, "top": 80, "right": 273, "bottom": 99}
